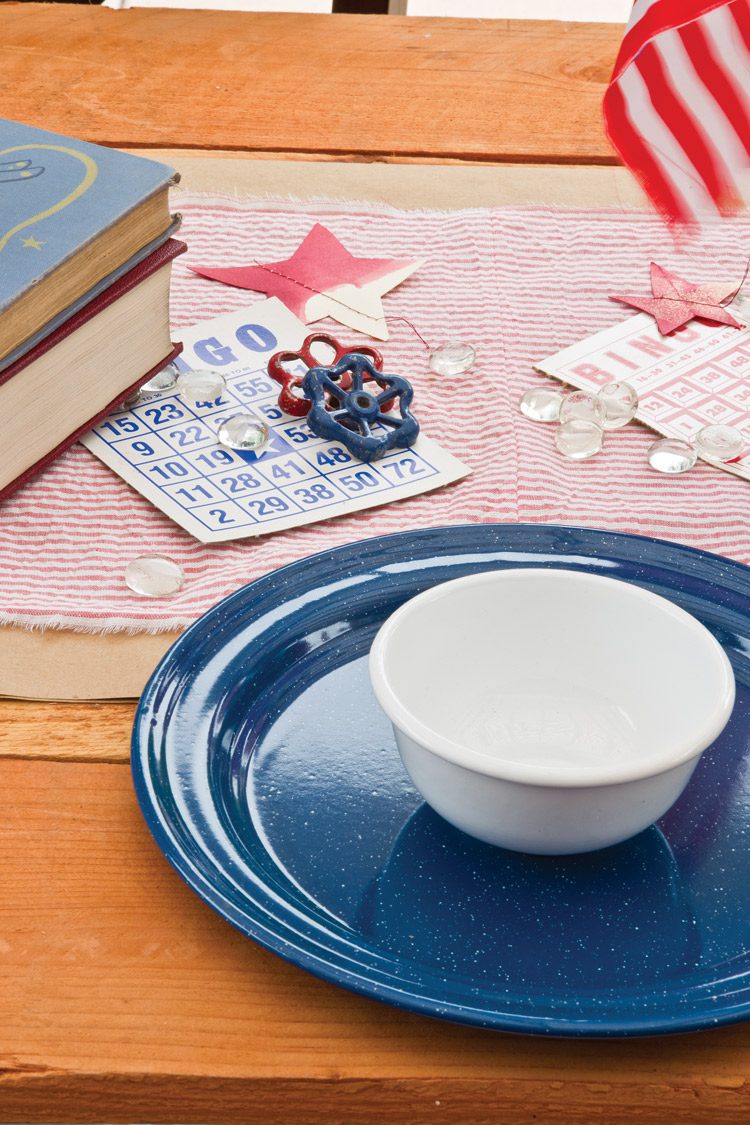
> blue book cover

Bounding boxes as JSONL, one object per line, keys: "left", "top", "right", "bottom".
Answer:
{"left": 0, "top": 213, "right": 182, "bottom": 375}
{"left": 0, "top": 117, "right": 176, "bottom": 316}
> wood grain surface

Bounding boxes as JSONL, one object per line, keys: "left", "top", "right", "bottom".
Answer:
{"left": 1, "top": 759, "right": 750, "bottom": 1123}
{"left": 0, "top": 4, "right": 620, "bottom": 163}
{"left": 0, "top": 700, "right": 134, "bottom": 762}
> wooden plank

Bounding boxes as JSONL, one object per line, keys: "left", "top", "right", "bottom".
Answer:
{"left": 1, "top": 759, "right": 750, "bottom": 1122}
{"left": 0, "top": 700, "right": 134, "bottom": 762}
{"left": 3, "top": 1073, "right": 750, "bottom": 1125}
{"left": 0, "top": 6, "right": 622, "bottom": 163}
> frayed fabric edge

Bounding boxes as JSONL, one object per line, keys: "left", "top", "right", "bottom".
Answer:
{"left": 174, "top": 187, "right": 491, "bottom": 219}
{"left": 0, "top": 613, "right": 192, "bottom": 636}
{"left": 172, "top": 189, "right": 653, "bottom": 221}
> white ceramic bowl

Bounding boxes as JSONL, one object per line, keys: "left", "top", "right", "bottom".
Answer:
{"left": 369, "top": 568, "right": 736, "bottom": 855}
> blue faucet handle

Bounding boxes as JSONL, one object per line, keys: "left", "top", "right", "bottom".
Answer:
{"left": 302, "top": 354, "right": 419, "bottom": 463}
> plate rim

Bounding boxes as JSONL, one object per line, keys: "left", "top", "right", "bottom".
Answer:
{"left": 131, "top": 522, "right": 750, "bottom": 1037}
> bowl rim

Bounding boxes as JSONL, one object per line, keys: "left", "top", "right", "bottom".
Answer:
{"left": 368, "top": 567, "right": 737, "bottom": 788}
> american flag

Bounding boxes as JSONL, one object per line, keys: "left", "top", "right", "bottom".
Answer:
{"left": 603, "top": 1, "right": 750, "bottom": 225}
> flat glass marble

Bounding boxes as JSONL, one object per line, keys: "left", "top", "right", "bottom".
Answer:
{"left": 177, "top": 368, "right": 227, "bottom": 404}
{"left": 122, "top": 363, "right": 180, "bottom": 407}
{"left": 559, "top": 391, "right": 606, "bottom": 428}
{"left": 695, "top": 425, "right": 745, "bottom": 462}
{"left": 140, "top": 362, "right": 180, "bottom": 396}
{"left": 647, "top": 439, "right": 697, "bottom": 474}
{"left": 732, "top": 291, "right": 750, "bottom": 317}
{"left": 597, "top": 381, "right": 639, "bottom": 430}
{"left": 555, "top": 419, "right": 604, "bottom": 460}
{"left": 428, "top": 342, "right": 476, "bottom": 377}
{"left": 519, "top": 387, "right": 563, "bottom": 423}
{"left": 217, "top": 413, "right": 271, "bottom": 453}
{"left": 125, "top": 555, "right": 184, "bottom": 598}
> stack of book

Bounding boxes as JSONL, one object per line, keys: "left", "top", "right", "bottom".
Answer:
{"left": 0, "top": 117, "right": 186, "bottom": 500}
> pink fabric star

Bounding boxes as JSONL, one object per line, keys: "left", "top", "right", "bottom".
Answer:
{"left": 610, "top": 262, "right": 743, "bottom": 335}
{"left": 188, "top": 223, "right": 417, "bottom": 320}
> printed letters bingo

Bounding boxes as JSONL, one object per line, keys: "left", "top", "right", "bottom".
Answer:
{"left": 536, "top": 299, "right": 750, "bottom": 482}
{"left": 82, "top": 298, "right": 469, "bottom": 542}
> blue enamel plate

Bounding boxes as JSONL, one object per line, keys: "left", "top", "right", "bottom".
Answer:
{"left": 132, "top": 524, "right": 750, "bottom": 1036}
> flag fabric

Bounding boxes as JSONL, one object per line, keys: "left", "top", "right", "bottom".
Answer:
{"left": 603, "top": 1, "right": 750, "bottom": 225}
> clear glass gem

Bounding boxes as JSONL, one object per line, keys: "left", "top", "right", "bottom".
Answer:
{"left": 647, "top": 439, "right": 697, "bottom": 474}
{"left": 177, "top": 368, "right": 227, "bottom": 404}
{"left": 597, "top": 381, "right": 639, "bottom": 430}
{"left": 554, "top": 419, "right": 604, "bottom": 460}
{"left": 428, "top": 342, "right": 476, "bottom": 377}
{"left": 139, "top": 362, "right": 180, "bottom": 398}
{"left": 120, "top": 363, "right": 181, "bottom": 408}
{"left": 217, "top": 413, "right": 271, "bottom": 453}
{"left": 559, "top": 390, "right": 606, "bottom": 427}
{"left": 694, "top": 424, "right": 745, "bottom": 462}
{"left": 125, "top": 555, "right": 184, "bottom": 598}
{"left": 732, "top": 290, "right": 750, "bottom": 317}
{"left": 519, "top": 387, "right": 563, "bottom": 423}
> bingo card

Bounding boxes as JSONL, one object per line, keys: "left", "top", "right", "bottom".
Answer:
{"left": 536, "top": 293, "right": 750, "bottom": 481}
{"left": 82, "top": 298, "right": 470, "bottom": 543}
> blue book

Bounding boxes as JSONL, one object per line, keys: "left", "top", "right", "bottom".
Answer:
{"left": 0, "top": 117, "right": 177, "bottom": 367}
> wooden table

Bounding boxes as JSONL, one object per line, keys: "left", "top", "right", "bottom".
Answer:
{"left": 3, "top": 5, "right": 750, "bottom": 1122}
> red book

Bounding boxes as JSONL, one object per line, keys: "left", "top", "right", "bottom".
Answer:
{"left": 0, "top": 238, "right": 186, "bottom": 501}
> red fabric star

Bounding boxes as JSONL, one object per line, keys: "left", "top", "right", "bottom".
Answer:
{"left": 188, "top": 223, "right": 416, "bottom": 319}
{"left": 610, "top": 263, "right": 743, "bottom": 335}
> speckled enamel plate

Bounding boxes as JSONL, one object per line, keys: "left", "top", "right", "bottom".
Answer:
{"left": 132, "top": 524, "right": 750, "bottom": 1036}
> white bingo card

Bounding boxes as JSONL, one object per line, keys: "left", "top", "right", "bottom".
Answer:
{"left": 535, "top": 295, "right": 750, "bottom": 482}
{"left": 82, "top": 298, "right": 470, "bottom": 543}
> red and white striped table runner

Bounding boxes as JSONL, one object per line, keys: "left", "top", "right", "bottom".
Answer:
{"left": 2, "top": 195, "right": 750, "bottom": 632}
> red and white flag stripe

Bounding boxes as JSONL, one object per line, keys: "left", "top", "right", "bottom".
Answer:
{"left": 604, "top": 0, "right": 750, "bottom": 224}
